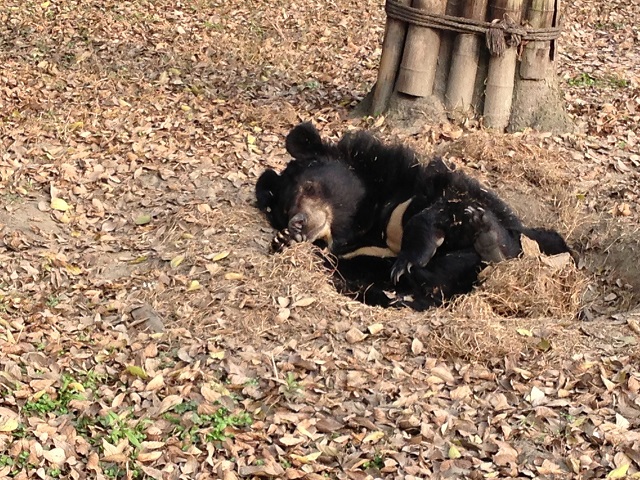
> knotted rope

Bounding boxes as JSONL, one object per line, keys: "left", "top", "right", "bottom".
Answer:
{"left": 385, "top": 0, "right": 560, "bottom": 57}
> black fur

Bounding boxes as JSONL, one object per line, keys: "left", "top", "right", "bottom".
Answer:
{"left": 328, "top": 249, "right": 484, "bottom": 310}
{"left": 256, "top": 122, "right": 573, "bottom": 310}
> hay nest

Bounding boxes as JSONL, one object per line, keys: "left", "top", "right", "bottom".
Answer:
{"left": 410, "top": 236, "right": 592, "bottom": 361}
{"left": 468, "top": 236, "right": 589, "bottom": 318}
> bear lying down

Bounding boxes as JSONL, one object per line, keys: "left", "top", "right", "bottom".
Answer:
{"left": 256, "top": 122, "right": 573, "bottom": 311}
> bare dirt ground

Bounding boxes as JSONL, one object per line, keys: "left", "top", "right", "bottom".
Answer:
{"left": 1, "top": 0, "right": 640, "bottom": 478}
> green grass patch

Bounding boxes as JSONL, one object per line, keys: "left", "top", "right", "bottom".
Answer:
{"left": 363, "top": 454, "right": 385, "bottom": 470}
{"left": 0, "top": 450, "right": 35, "bottom": 477}
{"left": 567, "top": 73, "right": 629, "bottom": 89}
{"left": 567, "top": 73, "right": 596, "bottom": 87}
{"left": 163, "top": 401, "right": 252, "bottom": 446}
{"left": 22, "top": 374, "right": 85, "bottom": 416}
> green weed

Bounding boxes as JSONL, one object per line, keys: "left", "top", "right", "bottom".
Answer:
{"left": 282, "top": 372, "right": 302, "bottom": 398}
{"left": 45, "top": 295, "right": 60, "bottom": 308}
{"left": 48, "top": 467, "right": 62, "bottom": 477}
{"left": 23, "top": 374, "right": 84, "bottom": 416}
{"left": 80, "top": 369, "right": 109, "bottom": 391}
{"left": 0, "top": 450, "right": 34, "bottom": 476}
{"left": 172, "top": 400, "right": 198, "bottom": 414}
{"left": 606, "top": 76, "right": 629, "bottom": 88}
{"left": 98, "top": 411, "right": 149, "bottom": 450}
{"left": 244, "top": 378, "right": 259, "bottom": 387}
{"left": 568, "top": 73, "right": 629, "bottom": 89}
{"left": 595, "top": 21, "right": 625, "bottom": 31}
{"left": 204, "top": 21, "right": 223, "bottom": 31}
{"left": 203, "top": 408, "right": 252, "bottom": 442}
{"left": 567, "top": 73, "right": 596, "bottom": 87}
{"left": 303, "top": 80, "right": 320, "bottom": 90}
{"left": 363, "top": 454, "right": 385, "bottom": 470}
{"left": 164, "top": 403, "right": 252, "bottom": 445}
{"left": 103, "top": 463, "right": 143, "bottom": 479}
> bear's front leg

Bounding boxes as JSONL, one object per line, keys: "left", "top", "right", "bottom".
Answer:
{"left": 270, "top": 229, "right": 300, "bottom": 253}
{"left": 390, "top": 211, "right": 445, "bottom": 284}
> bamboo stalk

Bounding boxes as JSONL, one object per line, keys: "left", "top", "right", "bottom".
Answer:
{"left": 483, "top": 0, "right": 524, "bottom": 130}
{"left": 444, "top": 0, "right": 489, "bottom": 112}
{"left": 395, "top": 0, "right": 448, "bottom": 97}
{"left": 520, "top": 0, "right": 556, "bottom": 79}
{"left": 432, "top": 0, "right": 463, "bottom": 100}
{"left": 371, "top": 0, "right": 412, "bottom": 115}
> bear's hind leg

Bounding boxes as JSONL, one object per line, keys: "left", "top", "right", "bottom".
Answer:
{"left": 520, "top": 227, "right": 574, "bottom": 258}
{"left": 466, "top": 206, "right": 521, "bottom": 263}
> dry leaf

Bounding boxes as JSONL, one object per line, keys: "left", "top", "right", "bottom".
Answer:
{"left": 450, "top": 385, "right": 471, "bottom": 400}
{"left": 157, "top": 395, "right": 183, "bottom": 415}
{"left": 540, "top": 252, "right": 573, "bottom": 270}
{"left": 411, "top": 338, "right": 424, "bottom": 355}
{"left": 280, "top": 436, "right": 305, "bottom": 446}
{"left": 65, "top": 265, "right": 83, "bottom": 275}
{"left": 210, "top": 350, "right": 225, "bottom": 360}
{"left": 290, "top": 452, "right": 321, "bottom": 464}
{"left": 146, "top": 374, "right": 164, "bottom": 391}
{"left": 291, "top": 297, "right": 316, "bottom": 308}
{"left": 201, "top": 383, "right": 226, "bottom": 402}
{"left": 135, "top": 214, "right": 152, "bottom": 225}
{"left": 448, "top": 445, "right": 461, "bottom": 459}
{"left": 607, "top": 463, "right": 630, "bottom": 479}
{"left": 367, "top": 323, "right": 384, "bottom": 335}
{"left": 345, "top": 327, "right": 367, "bottom": 344}
{"left": 50, "top": 197, "right": 70, "bottom": 212}
{"left": 362, "top": 431, "right": 384, "bottom": 443}
{"left": 521, "top": 235, "right": 542, "bottom": 257}
{"left": 276, "top": 308, "right": 290, "bottom": 322}
{"left": 126, "top": 365, "right": 148, "bottom": 379}
{"left": 0, "top": 417, "right": 19, "bottom": 432}
{"left": 212, "top": 251, "right": 230, "bottom": 261}
{"left": 431, "top": 366, "right": 455, "bottom": 384}
{"left": 170, "top": 255, "right": 185, "bottom": 268}
{"left": 43, "top": 447, "right": 67, "bottom": 466}
{"left": 137, "top": 451, "right": 163, "bottom": 462}
{"left": 526, "top": 386, "right": 546, "bottom": 406}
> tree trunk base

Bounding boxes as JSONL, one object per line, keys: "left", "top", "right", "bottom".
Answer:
{"left": 352, "top": 88, "right": 375, "bottom": 118}
{"left": 387, "top": 93, "right": 448, "bottom": 127}
{"left": 353, "top": 90, "right": 448, "bottom": 130}
{"left": 508, "top": 79, "right": 574, "bottom": 133}
{"left": 358, "top": 75, "right": 574, "bottom": 134}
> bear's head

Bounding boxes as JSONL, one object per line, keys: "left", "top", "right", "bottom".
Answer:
{"left": 256, "top": 123, "right": 365, "bottom": 247}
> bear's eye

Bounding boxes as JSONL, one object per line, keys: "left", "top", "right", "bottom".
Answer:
{"left": 301, "top": 182, "right": 318, "bottom": 196}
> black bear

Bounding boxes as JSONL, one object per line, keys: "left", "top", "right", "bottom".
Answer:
{"left": 256, "top": 122, "right": 572, "bottom": 310}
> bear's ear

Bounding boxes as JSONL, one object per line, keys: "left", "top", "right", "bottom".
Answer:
{"left": 255, "top": 169, "right": 282, "bottom": 211}
{"left": 285, "top": 122, "right": 326, "bottom": 159}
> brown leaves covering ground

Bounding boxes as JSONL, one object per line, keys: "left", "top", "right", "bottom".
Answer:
{"left": 1, "top": 0, "right": 640, "bottom": 479}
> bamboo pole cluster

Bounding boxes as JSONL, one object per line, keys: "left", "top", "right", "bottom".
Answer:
{"left": 371, "top": 0, "right": 559, "bottom": 131}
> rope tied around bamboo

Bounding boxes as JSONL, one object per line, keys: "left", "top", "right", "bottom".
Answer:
{"left": 384, "top": 0, "right": 561, "bottom": 57}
